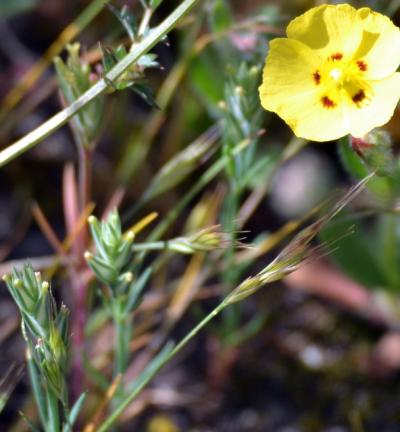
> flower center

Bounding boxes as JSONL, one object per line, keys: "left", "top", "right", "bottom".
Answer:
{"left": 329, "top": 68, "right": 342, "bottom": 82}
{"left": 312, "top": 52, "right": 372, "bottom": 109}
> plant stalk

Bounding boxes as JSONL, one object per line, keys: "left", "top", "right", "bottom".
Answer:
{"left": 114, "top": 315, "right": 132, "bottom": 376}
{"left": 0, "top": 0, "right": 201, "bottom": 167}
{"left": 46, "top": 390, "right": 60, "bottom": 432}
{"left": 97, "top": 300, "right": 228, "bottom": 431}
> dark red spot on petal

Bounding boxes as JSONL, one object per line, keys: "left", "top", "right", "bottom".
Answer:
{"left": 321, "top": 96, "right": 336, "bottom": 108}
{"left": 352, "top": 90, "right": 366, "bottom": 104}
{"left": 313, "top": 71, "right": 321, "bottom": 85}
{"left": 356, "top": 60, "right": 368, "bottom": 71}
{"left": 330, "top": 52, "right": 343, "bottom": 61}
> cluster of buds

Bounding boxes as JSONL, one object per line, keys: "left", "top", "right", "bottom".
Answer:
{"left": 131, "top": 225, "right": 244, "bottom": 255}
{"left": 168, "top": 225, "right": 238, "bottom": 254}
{"left": 219, "top": 63, "right": 265, "bottom": 187}
{"left": 85, "top": 210, "right": 151, "bottom": 317}
{"left": 54, "top": 43, "right": 104, "bottom": 149}
{"left": 351, "top": 129, "right": 395, "bottom": 177}
{"left": 85, "top": 210, "right": 135, "bottom": 287}
{"left": 2, "top": 265, "right": 69, "bottom": 400}
{"left": 100, "top": 2, "right": 165, "bottom": 107}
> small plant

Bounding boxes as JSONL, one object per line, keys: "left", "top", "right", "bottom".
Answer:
{"left": 2, "top": 265, "right": 78, "bottom": 431}
{"left": 2, "top": 1, "right": 400, "bottom": 431}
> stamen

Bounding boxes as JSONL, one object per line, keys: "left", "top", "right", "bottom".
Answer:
{"left": 330, "top": 52, "right": 343, "bottom": 61}
{"left": 321, "top": 96, "right": 336, "bottom": 108}
{"left": 352, "top": 90, "right": 367, "bottom": 105}
{"left": 356, "top": 60, "right": 368, "bottom": 71}
{"left": 313, "top": 71, "right": 321, "bottom": 85}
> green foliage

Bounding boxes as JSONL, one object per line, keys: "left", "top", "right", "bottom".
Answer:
{"left": 4, "top": 1, "right": 400, "bottom": 430}
{"left": 102, "top": 3, "right": 163, "bottom": 107}
{"left": 334, "top": 134, "right": 400, "bottom": 291}
{"left": 338, "top": 136, "right": 392, "bottom": 200}
{"left": 86, "top": 210, "right": 134, "bottom": 287}
{"left": 220, "top": 62, "right": 264, "bottom": 192}
{"left": 2, "top": 265, "right": 72, "bottom": 431}
{"left": 54, "top": 44, "right": 104, "bottom": 149}
{"left": 86, "top": 210, "right": 151, "bottom": 376}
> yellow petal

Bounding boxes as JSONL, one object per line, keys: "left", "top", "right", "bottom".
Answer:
{"left": 344, "top": 73, "right": 400, "bottom": 137}
{"left": 287, "top": 4, "right": 363, "bottom": 59}
{"left": 353, "top": 8, "right": 400, "bottom": 80}
{"left": 259, "top": 38, "right": 347, "bottom": 142}
{"left": 259, "top": 38, "right": 321, "bottom": 107}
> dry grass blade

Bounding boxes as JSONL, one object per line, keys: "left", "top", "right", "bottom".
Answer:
{"left": 128, "top": 212, "right": 159, "bottom": 236}
{"left": 82, "top": 374, "right": 122, "bottom": 432}
{"left": 226, "top": 174, "right": 374, "bottom": 304}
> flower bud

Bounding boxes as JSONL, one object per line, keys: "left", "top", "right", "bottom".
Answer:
{"left": 351, "top": 130, "right": 394, "bottom": 177}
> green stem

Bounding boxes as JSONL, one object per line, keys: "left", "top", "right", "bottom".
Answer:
{"left": 97, "top": 300, "right": 228, "bottom": 432}
{"left": 61, "top": 386, "right": 72, "bottom": 432}
{"left": 27, "top": 349, "right": 48, "bottom": 429}
{"left": 0, "top": 0, "right": 201, "bottom": 167}
{"left": 46, "top": 390, "right": 60, "bottom": 432}
{"left": 131, "top": 241, "right": 167, "bottom": 251}
{"left": 221, "top": 184, "right": 241, "bottom": 335}
{"left": 114, "top": 315, "right": 132, "bottom": 376}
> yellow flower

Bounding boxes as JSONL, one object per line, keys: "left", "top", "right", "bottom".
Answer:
{"left": 259, "top": 4, "right": 400, "bottom": 142}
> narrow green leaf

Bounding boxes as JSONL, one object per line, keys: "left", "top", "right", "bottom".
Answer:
{"left": 62, "top": 392, "right": 87, "bottom": 432}
{"left": 107, "top": 4, "right": 137, "bottom": 41}
{"left": 209, "top": 0, "right": 233, "bottom": 34}
{"left": 149, "top": 0, "right": 164, "bottom": 10}
{"left": 126, "top": 267, "right": 152, "bottom": 313}
{"left": 27, "top": 350, "right": 48, "bottom": 428}
{"left": 46, "top": 391, "right": 60, "bottom": 432}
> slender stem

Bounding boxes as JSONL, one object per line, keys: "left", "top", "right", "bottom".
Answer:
{"left": 27, "top": 349, "right": 48, "bottom": 429}
{"left": 169, "top": 301, "right": 227, "bottom": 357}
{"left": 46, "top": 390, "right": 60, "bottom": 432}
{"left": 131, "top": 241, "right": 167, "bottom": 251}
{"left": 114, "top": 315, "right": 132, "bottom": 376}
{"left": 0, "top": 0, "right": 201, "bottom": 167}
{"left": 138, "top": 7, "right": 154, "bottom": 37}
{"left": 78, "top": 146, "right": 92, "bottom": 214}
{"left": 97, "top": 300, "right": 228, "bottom": 432}
{"left": 221, "top": 184, "right": 241, "bottom": 334}
{"left": 61, "top": 393, "right": 72, "bottom": 432}
{"left": 71, "top": 277, "right": 87, "bottom": 399}
{"left": 70, "top": 144, "right": 92, "bottom": 398}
